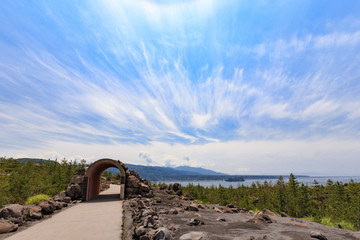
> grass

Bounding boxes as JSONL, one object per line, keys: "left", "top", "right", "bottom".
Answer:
{"left": 25, "top": 194, "right": 51, "bottom": 205}
{"left": 302, "top": 216, "right": 356, "bottom": 231}
{"left": 320, "top": 217, "right": 336, "bottom": 227}
{"left": 337, "top": 220, "right": 356, "bottom": 231}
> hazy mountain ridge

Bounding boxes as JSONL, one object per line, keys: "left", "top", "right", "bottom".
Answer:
{"left": 122, "top": 164, "right": 229, "bottom": 181}
{"left": 102, "top": 163, "right": 230, "bottom": 181}
{"left": 17, "top": 158, "right": 54, "bottom": 164}
{"left": 16, "top": 159, "right": 307, "bottom": 181}
{"left": 173, "top": 166, "right": 227, "bottom": 176}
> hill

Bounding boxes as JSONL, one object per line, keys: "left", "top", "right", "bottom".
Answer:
{"left": 173, "top": 166, "right": 227, "bottom": 176}
{"left": 17, "top": 158, "right": 54, "bottom": 164}
{"left": 105, "top": 164, "right": 229, "bottom": 181}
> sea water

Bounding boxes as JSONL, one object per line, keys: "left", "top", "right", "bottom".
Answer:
{"left": 157, "top": 176, "right": 360, "bottom": 188}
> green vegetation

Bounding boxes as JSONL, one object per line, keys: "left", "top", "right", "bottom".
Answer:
{"left": 25, "top": 194, "right": 51, "bottom": 205}
{"left": 0, "top": 157, "right": 86, "bottom": 207}
{"left": 102, "top": 170, "right": 121, "bottom": 181}
{"left": 181, "top": 174, "right": 360, "bottom": 231}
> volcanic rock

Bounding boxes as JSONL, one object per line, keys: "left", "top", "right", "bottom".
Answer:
{"left": 153, "top": 227, "right": 171, "bottom": 240}
{"left": 0, "top": 219, "right": 18, "bottom": 234}
{"left": 310, "top": 231, "right": 328, "bottom": 240}
{"left": 66, "top": 183, "right": 82, "bottom": 200}
{"left": 0, "top": 204, "right": 23, "bottom": 225}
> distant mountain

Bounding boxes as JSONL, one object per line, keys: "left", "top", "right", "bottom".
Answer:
{"left": 125, "top": 164, "right": 205, "bottom": 181}
{"left": 17, "top": 158, "right": 54, "bottom": 164}
{"left": 104, "top": 164, "right": 228, "bottom": 181}
{"left": 173, "top": 166, "right": 227, "bottom": 176}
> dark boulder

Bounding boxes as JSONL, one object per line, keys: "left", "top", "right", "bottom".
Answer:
{"left": 135, "top": 226, "right": 147, "bottom": 237}
{"left": 53, "top": 192, "right": 67, "bottom": 202}
{"left": 130, "top": 170, "right": 140, "bottom": 179}
{"left": 0, "top": 204, "right": 24, "bottom": 225}
{"left": 66, "top": 183, "right": 82, "bottom": 200}
{"left": 23, "top": 205, "right": 42, "bottom": 220}
{"left": 140, "top": 183, "right": 151, "bottom": 193}
{"left": 127, "top": 175, "right": 141, "bottom": 189}
{"left": 185, "top": 203, "right": 199, "bottom": 212}
{"left": 262, "top": 208, "right": 278, "bottom": 217}
{"left": 187, "top": 218, "right": 203, "bottom": 226}
{"left": 171, "top": 183, "right": 181, "bottom": 192}
{"left": 153, "top": 227, "right": 171, "bottom": 240}
{"left": 310, "top": 231, "right": 328, "bottom": 240}
{"left": 63, "top": 196, "right": 71, "bottom": 203}
{"left": 247, "top": 214, "right": 275, "bottom": 224}
{"left": 71, "top": 175, "right": 85, "bottom": 185}
{"left": 0, "top": 219, "right": 18, "bottom": 234}
{"left": 38, "top": 200, "right": 56, "bottom": 215}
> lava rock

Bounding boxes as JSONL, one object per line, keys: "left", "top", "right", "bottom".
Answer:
{"left": 262, "top": 208, "right": 278, "bottom": 217}
{"left": 66, "top": 183, "right": 82, "bottom": 200}
{"left": 185, "top": 203, "right": 199, "bottom": 212}
{"left": 38, "top": 200, "right": 56, "bottom": 215}
{"left": 310, "top": 231, "right": 327, "bottom": 240}
{"left": 179, "top": 231, "right": 209, "bottom": 240}
{"left": 23, "top": 205, "right": 42, "bottom": 220}
{"left": 153, "top": 227, "right": 171, "bottom": 240}
{"left": 53, "top": 192, "right": 67, "bottom": 202}
{"left": 0, "top": 219, "right": 18, "bottom": 234}
{"left": 0, "top": 204, "right": 24, "bottom": 225}
{"left": 247, "top": 214, "right": 274, "bottom": 224}
{"left": 135, "top": 226, "right": 147, "bottom": 237}
{"left": 187, "top": 218, "right": 204, "bottom": 226}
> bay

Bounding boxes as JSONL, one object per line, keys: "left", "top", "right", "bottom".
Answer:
{"left": 156, "top": 176, "right": 360, "bottom": 188}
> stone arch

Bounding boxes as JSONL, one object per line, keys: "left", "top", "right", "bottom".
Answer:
{"left": 83, "top": 158, "right": 126, "bottom": 201}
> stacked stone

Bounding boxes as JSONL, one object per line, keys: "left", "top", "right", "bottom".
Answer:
{"left": 123, "top": 162, "right": 153, "bottom": 198}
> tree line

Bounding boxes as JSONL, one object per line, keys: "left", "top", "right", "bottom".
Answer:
{"left": 181, "top": 174, "right": 360, "bottom": 231}
{"left": 0, "top": 157, "right": 85, "bottom": 207}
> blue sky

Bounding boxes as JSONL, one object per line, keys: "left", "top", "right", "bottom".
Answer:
{"left": 1, "top": 0, "right": 360, "bottom": 175}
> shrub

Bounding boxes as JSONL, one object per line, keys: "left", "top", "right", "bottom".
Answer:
{"left": 320, "top": 217, "right": 336, "bottom": 227}
{"left": 25, "top": 194, "right": 51, "bottom": 205}
{"left": 337, "top": 221, "right": 356, "bottom": 231}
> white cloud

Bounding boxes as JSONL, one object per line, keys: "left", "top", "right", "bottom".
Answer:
{"left": 253, "top": 30, "right": 360, "bottom": 59}
{"left": 237, "top": 168, "right": 250, "bottom": 172}
{"left": 301, "top": 99, "right": 340, "bottom": 120}
{"left": 314, "top": 31, "right": 360, "bottom": 49}
{"left": 253, "top": 102, "right": 291, "bottom": 119}
{"left": 3, "top": 138, "right": 360, "bottom": 176}
{"left": 344, "top": 101, "right": 360, "bottom": 120}
{"left": 191, "top": 113, "right": 212, "bottom": 129}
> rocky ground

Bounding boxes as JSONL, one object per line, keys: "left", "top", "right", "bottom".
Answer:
{"left": 123, "top": 184, "right": 360, "bottom": 240}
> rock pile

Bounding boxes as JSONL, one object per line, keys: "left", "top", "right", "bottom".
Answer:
{"left": 65, "top": 175, "right": 84, "bottom": 201}
{"left": 0, "top": 193, "right": 77, "bottom": 234}
{"left": 127, "top": 197, "right": 172, "bottom": 239}
{"left": 124, "top": 183, "right": 188, "bottom": 239}
{"left": 125, "top": 183, "right": 216, "bottom": 239}
{"left": 124, "top": 166, "right": 153, "bottom": 198}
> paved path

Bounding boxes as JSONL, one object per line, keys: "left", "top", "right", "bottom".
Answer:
{"left": 6, "top": 184, "right": 123, "bottom": 240}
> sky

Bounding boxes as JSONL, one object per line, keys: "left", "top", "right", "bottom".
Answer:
{"left": 1, "top": 0, "right": 360, "bottom": 176}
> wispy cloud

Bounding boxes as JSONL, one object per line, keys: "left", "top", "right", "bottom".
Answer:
{"left": 0, "top": 1, "right": 360, "bottom": 174}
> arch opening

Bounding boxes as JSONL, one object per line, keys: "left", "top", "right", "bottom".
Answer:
{"left": 83, "top": 159, "right": 126, "bottom": 201}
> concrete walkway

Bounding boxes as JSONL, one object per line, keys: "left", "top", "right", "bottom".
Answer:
{"left": 6, "top": 184, "right": 123, "bottom": 240}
